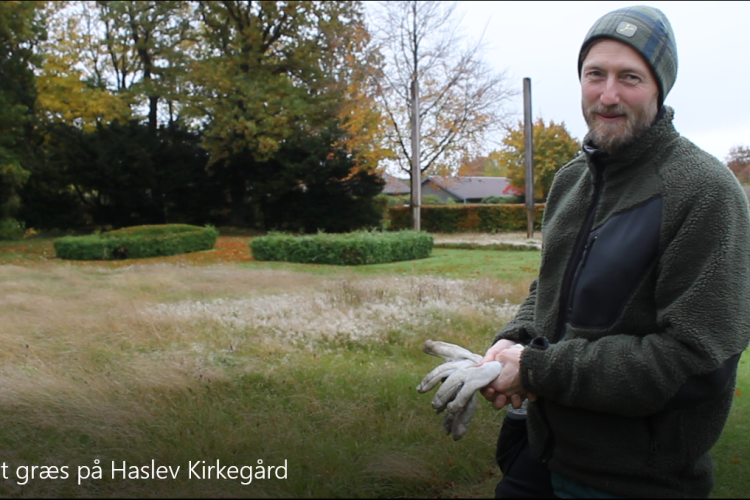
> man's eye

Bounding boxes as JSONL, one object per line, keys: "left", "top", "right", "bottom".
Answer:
{"left": 623, "top": 74, "right": 641, "bottom": 82}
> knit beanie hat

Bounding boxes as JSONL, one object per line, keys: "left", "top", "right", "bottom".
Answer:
{"left": 578, "top": 5, "right": 678, "bottom": 107}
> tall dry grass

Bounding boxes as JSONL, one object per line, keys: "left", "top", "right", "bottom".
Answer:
{"left": 0, "top": 261, "right": 520, "bottom": 497}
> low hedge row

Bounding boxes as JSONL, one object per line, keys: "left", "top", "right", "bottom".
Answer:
{"left": 53, "top": 224, "right": 219, "bottom": 260}
{"left": 387, "top": 204, "right": 545, "bottom": 232}
{"left": 250, "top": 230, "right": 433, "bottom": 265}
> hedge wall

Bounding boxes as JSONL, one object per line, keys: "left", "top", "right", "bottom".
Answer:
{"left": 54, "top": 224, "right": 218, "bottom": 260}
{"left": 250, "top": 230, "right": 433, "bottom": 265}
{"left": 387, "top": 204, "right": 545, "bottom": 232}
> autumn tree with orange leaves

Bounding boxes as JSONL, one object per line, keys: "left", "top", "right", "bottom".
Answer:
{"left": 495, "top": 118, "right": 580, "bottom": 201}
{"left": 17, "top": 1, "right": 388, "bottom": 232}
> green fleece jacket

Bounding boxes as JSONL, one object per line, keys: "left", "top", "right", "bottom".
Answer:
{"left": 493, "top": 107, "right": 750, "bottom": 498}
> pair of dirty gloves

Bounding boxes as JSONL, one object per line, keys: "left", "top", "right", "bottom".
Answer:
{"left": 417, "top": 340, "right": 522, "bottom": 440}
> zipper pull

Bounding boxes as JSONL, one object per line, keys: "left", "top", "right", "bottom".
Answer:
{"left": 650, "top": 439, "right": 659, "bottom": 455}
{"left": 581, "top": 235, "right": 598, "bottom": 269}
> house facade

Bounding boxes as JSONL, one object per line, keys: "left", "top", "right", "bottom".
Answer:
{"left": 421, "top": 176, "right": 520, "bottom": 203}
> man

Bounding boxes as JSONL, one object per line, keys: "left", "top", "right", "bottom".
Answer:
{"left": 481, "top": 5, "right": 750, "bottom": 498}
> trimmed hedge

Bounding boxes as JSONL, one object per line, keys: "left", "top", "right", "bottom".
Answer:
{"left": 54, "top": 224, "right": 219, "bottom": 260}
{"left": 250, "top": 230, "right": 433, "bottom": 265}
{"left": 387, "top": 204, "right": 545, "bottom": 232}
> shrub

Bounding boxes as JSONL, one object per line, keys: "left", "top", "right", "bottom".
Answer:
{"left": 386, "top": 194, "right": 410, "bottom": 207}
{"left": 250, "top": 230, "right": 433, "bottom": 265}
{"left": 53, "top": 224, "right": 219, "bottom": 260}
{"left": 421, "top": 194, "right": 446, "bottom": 205}
{"left": 0, "top": 218, "right": 25, "bottom": 241}
{"left": 387, "top": 204, "right": 545, "bottom": 232}
{"left": 481, "top": 196, "right": 504, "bottom": 204}
{"left": 481, "top": 196, "right": 521, "bottom": 204}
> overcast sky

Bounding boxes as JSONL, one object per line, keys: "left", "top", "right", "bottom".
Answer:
{"left": 416, "top": 1, "right": 749, "bottom": 162}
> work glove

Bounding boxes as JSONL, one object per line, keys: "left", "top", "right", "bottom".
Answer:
{"left": 417, "top": 340, "right": 503, "bottom": 440}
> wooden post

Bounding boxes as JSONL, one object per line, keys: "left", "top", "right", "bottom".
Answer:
{"left": 523, "top": 77, "right": 534, "bottom": 239}
{"left": 411, "top": 79, "right": 421, "bottom": 231}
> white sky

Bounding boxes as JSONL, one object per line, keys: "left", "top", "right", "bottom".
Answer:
{"left": 442, "top": 1, "right": 749, "bottom": 162}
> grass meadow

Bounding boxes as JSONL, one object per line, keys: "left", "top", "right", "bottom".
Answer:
{"left": 0, "top": 236, "right": 747, "bottom": 498}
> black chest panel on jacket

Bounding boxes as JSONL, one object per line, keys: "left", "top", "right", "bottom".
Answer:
{"left": 568, "top": 195, "right": 663, "bottom": 329}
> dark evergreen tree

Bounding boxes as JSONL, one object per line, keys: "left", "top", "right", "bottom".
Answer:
{"left": 0, "top": 1, "right": 45, "bottom": 231}
{"left": 251, "top": 125, "right": 386, "bottom": 233}
{"left": 27, "top": 121, "right": 223, "bottom": 229}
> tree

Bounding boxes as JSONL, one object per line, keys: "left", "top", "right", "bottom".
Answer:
{"left": 369, "top": 0, "right": 515, "bottom": 182}
{"left": 37, "top": 1, "right": 193, "bottom": 133}
{"left": 725, "top": 145, "right": 750, "bottom": 185}
{"left": 260, "top": 124, "right": 386, "bottom": 233}
{"left": 457, "top": 151, "right": 511, "bottom": 177}
{"left": 0, "top": 1, "right": 46, "bottom": 227}
{"left": 35, "top": 1, "right": 132, "bottom": 133}
{"left": 34, "top": 120, "right": 223, "bottom": 229}
{"left": 24, "top": 0, "right": 387, "bottom": 232}
{"left": 495, "top": 118, "right": 580, "bottom": 201}
{"left": 187, "top": 0, "right": 385, "bottom": 227}
{"left": 96, "top": 0, "right": 194, "bottom": 133}
{"left": 457, "top": 156, "right": 488, "bottom": 177}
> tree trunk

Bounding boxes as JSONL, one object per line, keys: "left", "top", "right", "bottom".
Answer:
{"left": 148, "top": 96, "right": 159, "bottom": 135}
{"left": 228, "top": 166, "right": 247, "bottom": 226}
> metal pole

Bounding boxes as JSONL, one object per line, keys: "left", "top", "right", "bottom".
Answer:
{"left": 411, "top": 79, "right": 421, "bottom": 231}
{"left": 523, "top": 77, "right": 534, "bottom": 239}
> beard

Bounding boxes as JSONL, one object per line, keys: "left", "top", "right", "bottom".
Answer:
{"left": 583, "top": 101, "right": 658, "bottom": 153}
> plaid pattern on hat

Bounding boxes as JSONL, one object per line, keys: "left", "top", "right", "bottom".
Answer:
{"left": 578, "top": 5, "right": 678, "bottom": 106}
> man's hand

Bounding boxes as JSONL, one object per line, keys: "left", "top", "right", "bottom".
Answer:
{"left": 480, "top": 342, "right": 536, "bottom": 409}
{"left": 480, "top": 339, "right": 518, "bottom": 365}
{"left": 479, "top": 339, "right": 518, "bottom": 406}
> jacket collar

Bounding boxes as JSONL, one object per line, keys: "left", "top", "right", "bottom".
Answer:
{"left": 582, "top": 106, "right": 679, "bottom": 177}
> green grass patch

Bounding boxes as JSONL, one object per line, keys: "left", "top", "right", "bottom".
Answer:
{"left": 710, "top": 355, "right": 750, "bottom": 498}
{"left": 434, "top": 241, "right": 540, "bottom": 251}
{"left": 1, "top": 239, "right": 747, "bottom": 498}
{"left": 245, "top": 248, "right": 541, "bottom": 286}
{"left": 250, "top": 230, "right": 433, "bottom": 265}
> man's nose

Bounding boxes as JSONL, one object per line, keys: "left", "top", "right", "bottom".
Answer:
{"left": 599, "top": 77, "right": 620, "bottom": 106}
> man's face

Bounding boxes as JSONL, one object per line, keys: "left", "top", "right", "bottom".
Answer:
{"left": 581, "top": 39, "right": 660, "bottom": 153}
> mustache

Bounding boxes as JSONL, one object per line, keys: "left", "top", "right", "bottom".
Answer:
{"left": 587, "top": 104, "right": 630, "bottom": 117}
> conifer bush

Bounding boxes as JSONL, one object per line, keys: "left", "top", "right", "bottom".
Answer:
{"left": 250, "top": 230, "right": 433, "bottom": 265}
{"left": 53, "top": 224, "right": 218, "bottom": 260}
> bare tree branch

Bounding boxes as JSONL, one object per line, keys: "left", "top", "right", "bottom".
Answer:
{"left": 369, "top": 0, "right": 516, "bottom": 178}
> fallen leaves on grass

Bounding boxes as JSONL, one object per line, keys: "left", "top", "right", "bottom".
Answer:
{"left": 0, "top": 240, "right": 55, "bottom": 265}
{"left": 0, "top": 236, "right": 254, "bottom": 267}
{"left": 95, "top": 236, "right": 254, "bottom": 267}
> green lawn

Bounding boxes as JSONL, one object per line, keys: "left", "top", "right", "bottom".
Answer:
{"left": 0, "top": 237, "right": 746, "bottom": 497}
{"left": 711, "top": 355, "right": 750, "bottom": 498}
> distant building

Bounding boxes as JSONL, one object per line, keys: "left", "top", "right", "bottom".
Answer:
{"left": 421, "top": 176, "right": 520, "bottom": 203}
{"left": 382, "top": 173, "right": 411, "bottom": 196}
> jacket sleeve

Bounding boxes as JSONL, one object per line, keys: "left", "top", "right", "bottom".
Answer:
{"left": 491, "top": 279, "right": 538, "bottom": 346}
{"left": 520, "top": 170, "right": 750, "bottom": 417}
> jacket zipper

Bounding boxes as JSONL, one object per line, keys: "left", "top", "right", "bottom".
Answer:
{"left": 553, "top": 166, "right": 604, "bottom": 343}
{"left": 538, "top": 164, "right": 604, "bottom": 464}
